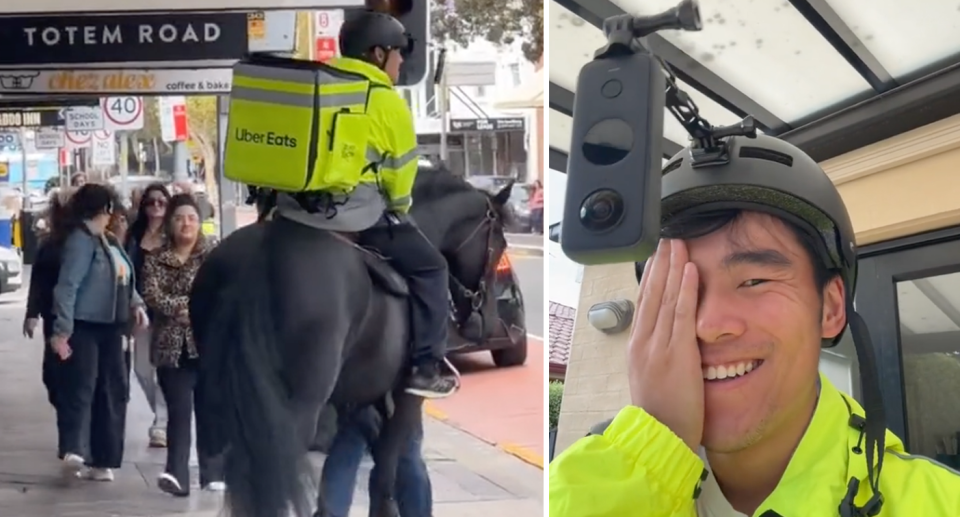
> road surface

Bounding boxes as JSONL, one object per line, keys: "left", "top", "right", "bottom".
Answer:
{"left": 0, "top": 303, "right": 543, "bottom": 517}
{"left": 510, "top": 253, "right": 543, "bottom": 337}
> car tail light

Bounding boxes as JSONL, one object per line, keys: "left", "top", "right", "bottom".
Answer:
{"left": 496, "top": 254, "right": 512, "bottom": 273}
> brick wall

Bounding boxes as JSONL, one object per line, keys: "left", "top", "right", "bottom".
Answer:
{"left": 555, "top": 262, "right": 637, "bottom": 452}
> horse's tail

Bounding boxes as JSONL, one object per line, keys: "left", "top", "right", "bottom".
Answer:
{"left": 200, "top": 235, "right": 315, "bottom": 517}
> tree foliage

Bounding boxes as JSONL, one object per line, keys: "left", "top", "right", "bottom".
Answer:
{"left": 185, "top": 96, "right": 220, "bottom": 203}
{"left": 431, "top": 0, "right": 543, "bottom": 62}
{"left": 549, "top": 381, "right": 564, "bottom": 429}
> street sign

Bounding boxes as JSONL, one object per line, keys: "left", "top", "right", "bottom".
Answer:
{"left": 0, "top": 132, "right": 20, "bottom": 149}
{"left": 64, "top": 106, "right": 104, "bottom": 131}
{"left": 314, "top": 9, "right": 343, "bottom": 62}
{"left": 34, "top": 128, "right": 64, "bottom": 149}
{"left": 0, "top": 13, "right": 249, "bottom": 65}
{"left": 65, "top": 129, "right": 93, "bottom": 149}
{"left": 247, "top": 11, "right": 265, "bottom": 41}
{"left": 101, "top": 96, "right": 144, "bottom": 131}
{"left": 450, "top": 117, "right": 526, "bottom": 132}
{"left": 91, "top": 131, "right": 116, "bottom": 166}
{"left": 159, "top": 96, "right": 188, "bottom": 142}
{"left": 315, "top": 37, "right": 337, "bottom": 62}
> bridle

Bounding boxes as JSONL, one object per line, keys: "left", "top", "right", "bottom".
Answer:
{"left": 447, "top": 196, "right": 503, "bottom": 325}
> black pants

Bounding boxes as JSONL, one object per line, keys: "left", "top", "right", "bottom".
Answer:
{"left": 357, "top": 215, "right": 449, "bottom": 366}
{"left": 56, "top": 321, "right": 128, "bottom": 468}
{"left": 157, "top": 361, "right": 224, "bottom": 491}
{"left": 41, "top": 318, "right": 59, "bottom": 409}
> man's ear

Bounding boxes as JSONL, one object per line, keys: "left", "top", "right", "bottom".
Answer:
{"left": 821, "top": 276, "right": 847, "bottom": 340}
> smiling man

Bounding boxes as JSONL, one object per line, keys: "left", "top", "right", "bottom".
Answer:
{"left": 548, "top": 134, "right": 960, "bottom": 516}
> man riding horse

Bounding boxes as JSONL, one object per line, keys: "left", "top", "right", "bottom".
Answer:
{"left": 194, "top": 9, "right": 517, "bottom": 517}
{"left": 232, "top": 11, "right": 456, "bottom": 399}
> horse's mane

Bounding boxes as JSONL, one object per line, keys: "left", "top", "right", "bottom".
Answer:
{"left": 412, "top": 164, "right": 514, "bottom": 227}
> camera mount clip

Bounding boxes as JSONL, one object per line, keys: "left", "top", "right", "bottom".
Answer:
{"left": 595, "top": 0, "right": 757, "bottom": 168}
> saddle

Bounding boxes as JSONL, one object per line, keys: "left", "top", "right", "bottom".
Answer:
{"left": 330, "top": 231, "right": 409, "bottom": 297}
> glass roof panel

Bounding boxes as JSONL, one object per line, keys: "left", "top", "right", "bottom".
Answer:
{"left": 825, "top": 0, "right": 960, "bottom": 79}
{"left": 609, "top": 0, "right": 872, "bottom": 122}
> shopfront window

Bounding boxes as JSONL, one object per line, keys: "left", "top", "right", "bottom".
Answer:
{"left": 897, "top": 271, "right": 960, "bottom": 460}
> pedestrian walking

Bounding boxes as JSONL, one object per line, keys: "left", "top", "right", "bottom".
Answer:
{"left": 141, "top": 194, "right": 223, "bottom": 496}
{"left": 322, "top": 408, "right": 433, "bottom": 517}
{"left": 529, "top": 180, "right": 544, "bottom": 234}
{"left": 23, "top": 188, "right": 75, "bottom": 409}
{"left": 125, "top": 183, "right": 171, "bottom": 448}
{"left": 50, "top": 184, "right": 149, "bottom": 481}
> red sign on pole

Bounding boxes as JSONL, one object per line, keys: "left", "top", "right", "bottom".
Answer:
{"left": 172, "top": 103, "right": 188, "bottom": 141}
{"left": 315, "top": 37, "right": 338, "bottom": 63}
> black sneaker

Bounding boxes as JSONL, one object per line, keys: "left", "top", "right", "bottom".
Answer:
{"left": 406, "top": 364, "right": 457, "bottom": 399}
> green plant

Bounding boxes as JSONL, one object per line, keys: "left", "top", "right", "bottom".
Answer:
{"left": 549, "top": 381, "right": 564, "bottom": 430}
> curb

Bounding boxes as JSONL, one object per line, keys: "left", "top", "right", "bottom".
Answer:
{"left": 424, "top": 401, "right": 545, "bottom": 470}
{"left": 507, "top": 246, "right": 544, "bottom": 257}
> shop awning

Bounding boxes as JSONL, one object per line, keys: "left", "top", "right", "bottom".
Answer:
{"left": 495, "top": 68, "right": 544, "bottom": 110}
{"left": 549, "top": 0, "right": 960, "bottom": 172}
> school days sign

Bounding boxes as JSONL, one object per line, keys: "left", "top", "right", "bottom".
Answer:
{"left": 0, "top": 13, "right": 249, "bottom": 66}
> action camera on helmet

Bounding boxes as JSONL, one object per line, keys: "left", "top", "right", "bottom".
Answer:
{"left": 561, "top": 0, "right": 702, "bottom": 265}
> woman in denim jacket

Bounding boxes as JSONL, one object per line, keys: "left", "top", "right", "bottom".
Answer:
{"left": 50, "top": 184, "right": 149, "bottom": 482}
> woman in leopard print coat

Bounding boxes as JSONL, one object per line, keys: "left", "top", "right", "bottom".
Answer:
{"left": 140, "top": 193, "right": 222, "bottom": 497}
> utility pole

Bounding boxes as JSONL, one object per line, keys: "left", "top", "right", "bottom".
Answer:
{"left": 433, "top": 47, "right": 449, "bottom": 162}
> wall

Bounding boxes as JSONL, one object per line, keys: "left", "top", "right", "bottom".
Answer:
{"left": 555, "top": 113, "right": 960, "bottom": 453}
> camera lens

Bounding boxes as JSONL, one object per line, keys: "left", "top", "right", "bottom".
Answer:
{"left": 579, "top": 189, "right": 624, "bottom": 232}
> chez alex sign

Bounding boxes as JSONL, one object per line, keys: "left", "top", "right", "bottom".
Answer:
{"left": 0, "top": 12, "right": 249, "bottom": 65}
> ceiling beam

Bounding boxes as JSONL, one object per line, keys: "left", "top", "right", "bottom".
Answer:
{"left": 780, "top": 61, "right": 960, "bottom": 162}
{"left": 788, "top": 0, "right": 896, "bottom": 92}
{"left": 553, "top": 0, "right": 788, "bottom": 133}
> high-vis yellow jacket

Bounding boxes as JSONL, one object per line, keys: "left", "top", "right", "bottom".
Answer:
{"left": 550, "top": 374, "right": 960, "bottom": 516}
{"left": 326, "top": 57, "right": 419, "bottom": 214}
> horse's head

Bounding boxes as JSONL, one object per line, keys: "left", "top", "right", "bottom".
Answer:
{"left": 410, "top": 165, "right": 514, "bottom": 341}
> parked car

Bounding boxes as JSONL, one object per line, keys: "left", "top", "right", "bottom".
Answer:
{"left": 0, "top": 245, "right": 23, "bottom": 294}
{"left": 447, "top": 250, "right": 527, "bottom": 367}
{"left": 465, "top": 175, "right": 534, "bottom": 233}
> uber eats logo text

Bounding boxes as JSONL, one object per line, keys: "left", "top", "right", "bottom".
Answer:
{"left": 235, "top": 128, "right": 297, "bottom": 148}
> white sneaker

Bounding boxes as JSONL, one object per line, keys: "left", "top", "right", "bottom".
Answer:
{"left": 203, "top": 481, "right": 226, "bottom": 492}
{"left": 158, "top": 472, "right": 185, "bottom": 496}
{"left": 61, "top": 453, "right": 84, "bottom": 478}
{"left": 85, "top": 468, "right": 114, "bottom": 482}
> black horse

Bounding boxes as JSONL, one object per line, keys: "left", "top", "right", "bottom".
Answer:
{"left": 189, "top": 165, "right": 513, "bottom": 517}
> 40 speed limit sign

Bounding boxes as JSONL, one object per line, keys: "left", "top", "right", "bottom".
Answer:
{"left": 100, "top": 97, "right": 144, "bottom": 131}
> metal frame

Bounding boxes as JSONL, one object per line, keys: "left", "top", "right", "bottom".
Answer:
{"left": 787, "top": 0, "right": 895, "bottom": 92}
{"left": 856, "top": 232, "right": 960, "bottom": 447}
{"left": 550, "top": 0, "right": 960, "bottom": 168}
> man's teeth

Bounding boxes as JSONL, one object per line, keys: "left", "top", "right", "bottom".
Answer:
{"left": 702, "top": 360, "right": 761, "bottom": 380}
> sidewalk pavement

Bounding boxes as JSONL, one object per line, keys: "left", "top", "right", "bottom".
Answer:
{"left": 0, "top": 302, "right": 543, "bottom": 517}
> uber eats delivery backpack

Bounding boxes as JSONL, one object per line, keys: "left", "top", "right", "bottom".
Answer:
{"left": 224, "top": 54, "right": 374, "bottom": 193}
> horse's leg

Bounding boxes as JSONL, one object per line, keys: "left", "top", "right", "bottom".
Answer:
{"left": 367, "top": 392, "right": 424, "bottom": 517}
{"left": 277, "top": 319, "right": 351, "bottom": 517}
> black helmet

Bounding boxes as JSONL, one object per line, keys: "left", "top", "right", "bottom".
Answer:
{"left": 661, "top": 134, "right": 856, "bottom": 346}
{"left": 339, "top": 10, "right": 412, "bottom": 59}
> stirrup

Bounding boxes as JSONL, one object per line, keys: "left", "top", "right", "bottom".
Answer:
{"left": 442, "top": 357, "right": 462, "bottom": 391}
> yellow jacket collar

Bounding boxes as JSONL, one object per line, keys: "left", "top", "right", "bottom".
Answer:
{"left": 328, "top": 57, "right": 393, "bottom": 87}
{"left": 758, "top": 373, "right": 905, "bottom": 513}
